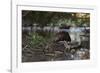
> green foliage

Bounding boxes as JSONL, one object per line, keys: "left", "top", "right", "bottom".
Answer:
{"left": 22, "top": 11, "right": 90, "bottom": 27}
{"left": 29, "top": 33, "right": 48, "bottom": 49}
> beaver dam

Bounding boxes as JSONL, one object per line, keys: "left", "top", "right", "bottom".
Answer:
{"left": 22, "top": 10, "right": 90, "bottom": 62}
{"left": 22, "top": 26, "right": 90, "bottom": 62}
